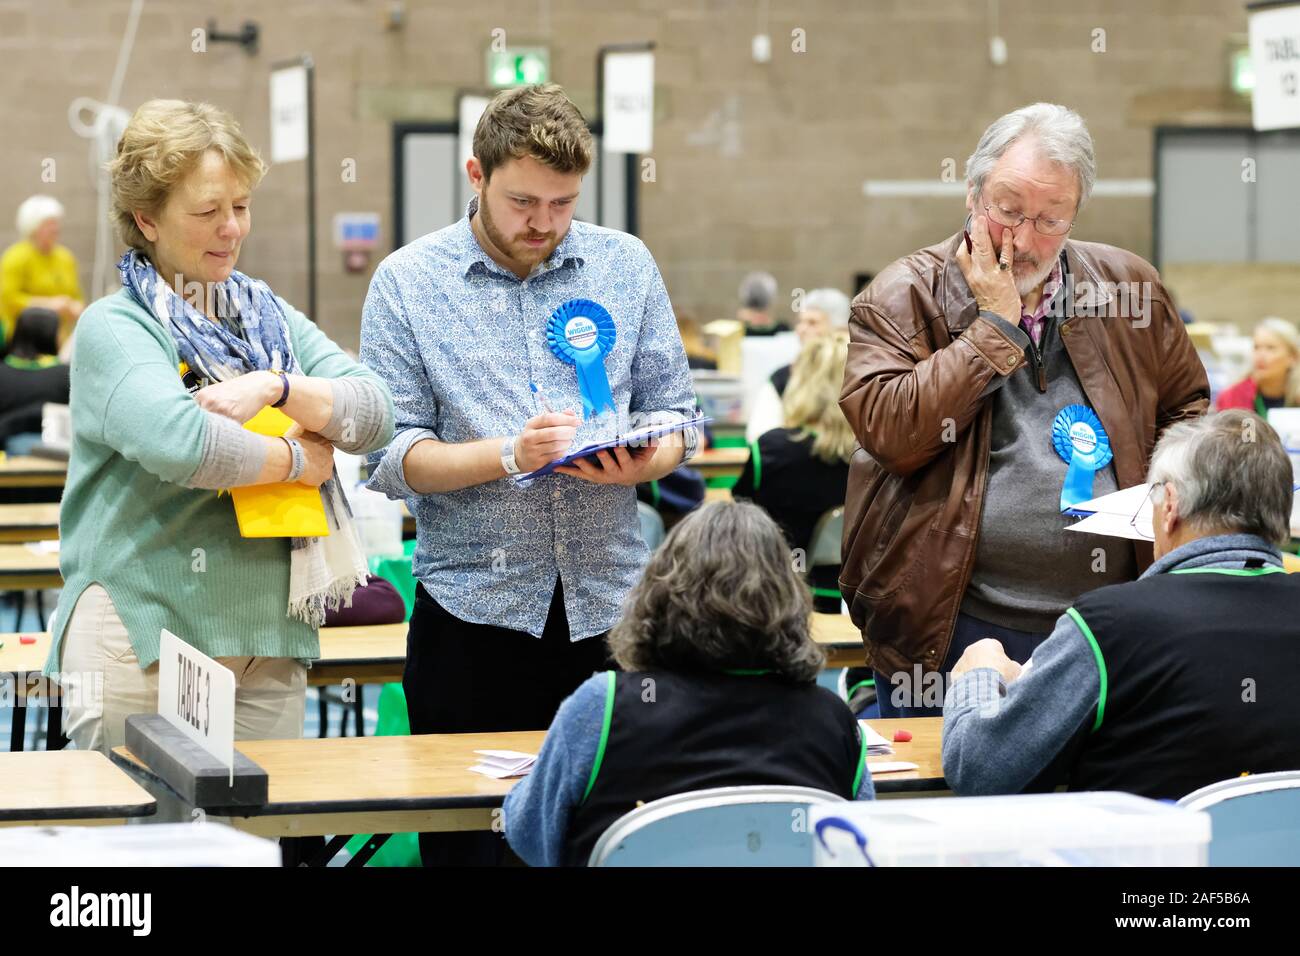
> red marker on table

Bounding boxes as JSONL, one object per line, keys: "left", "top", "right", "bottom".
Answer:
{"left": 893, "top": 729, "right": 912, "bottom": 743}
{"left": 19, "top": 635, "right": 37, "bottom": 645}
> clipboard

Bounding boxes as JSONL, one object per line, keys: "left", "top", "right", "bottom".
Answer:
{"left": 227, "top": 406, "right": 329, "bottom": 537}
{"left": 513, "top": 415, "right": 711, "bottom": 486}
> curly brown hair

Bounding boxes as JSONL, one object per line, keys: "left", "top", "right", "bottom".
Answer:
{"left": 472, "top": 84, "right": 593, "bottom": 182}
{"left": 608, "top": 501, "right": 825, "bottom": 681}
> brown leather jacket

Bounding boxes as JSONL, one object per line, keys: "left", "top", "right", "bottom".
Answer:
{"left": 838, "top": 234, "right": 1209, "bottom": 675}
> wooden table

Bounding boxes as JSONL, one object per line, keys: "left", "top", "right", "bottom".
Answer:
{"left": 314, "top": 622, "right": 407, "bottom": 687}
{"left": 111, "top": 717, "right": 943, "bottom": 845}
{"left": 0, "top": 455, "right": 66, "bottom": 490}
{"left": 692, "top": 446, "right": 749, "bottom": 480}
{"left": 0, "top": 543, "right": 61, "bottom": 589}
{"left": 0, "top": 629, "right": 61, "bottom": 751}
{"left": 0, "top": 503, "right": 60, "bottom": 543}
{"left": 314, "top": 615, "right": 859, "bottom": 685}
{"left": 0, "top": 502, "right": 408, "bottom": 545}
{"left": 703, "top": 487, "right": 732, "bottom": 504}
{"left": 3, "top": 614, "right": 862, "bottom": 751}
{"left": 0, "top": 750, "right": 155, "bottom": 827}
{"left": 0, "top": 624, "right": 411, "bottom": 752}
{"left": 811, "top": 612, "right": 864, "bottom": 667}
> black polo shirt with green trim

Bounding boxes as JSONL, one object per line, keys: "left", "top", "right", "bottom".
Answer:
{"left": 1058, "top": 565, "right": 1300, "bottom": 800}
{"left": 563, "top": 669, "right": 867, "bottom": 866}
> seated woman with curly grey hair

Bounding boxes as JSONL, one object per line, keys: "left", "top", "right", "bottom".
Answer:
{"left": 504, "top": 500, "right": 872, "bottom": 866}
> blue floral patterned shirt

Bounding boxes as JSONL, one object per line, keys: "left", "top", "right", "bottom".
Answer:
{"left": 361, "top": 199, "right": 698, "bottom": 640}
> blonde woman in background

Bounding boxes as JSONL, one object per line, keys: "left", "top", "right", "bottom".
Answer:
{"left": 732, "top": 329, "right": 854, "bottom": 613}
{"left": 1216, "top": 317, "right": 1300, "bottom": 415}
{"left": 745, "top": 287, "right": 851, "bottom": 442}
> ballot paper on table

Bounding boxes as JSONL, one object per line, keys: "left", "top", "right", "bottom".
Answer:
{"left": 1062, "top": 483, "right": 1154, "bottom": 541}
{"left": 513, "top": 415, "right": 712, "bottom": 486}
{"left": 858, "top": 721, "right": 894, "bottom": 756}
{"left": 468, "top": 750, "right": 537, "bottom": 779}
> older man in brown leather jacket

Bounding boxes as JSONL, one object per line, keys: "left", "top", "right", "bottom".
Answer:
{"left": 840, "top": 103, "right": 1208, "bottom": 717}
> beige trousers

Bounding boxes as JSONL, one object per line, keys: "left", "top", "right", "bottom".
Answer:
{"left": 58, "top": 584, "right": 307, "bottom": 756}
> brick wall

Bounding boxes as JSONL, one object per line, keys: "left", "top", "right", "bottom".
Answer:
{"left": 0, "top": 0, "right": 1261, "bottom": 350}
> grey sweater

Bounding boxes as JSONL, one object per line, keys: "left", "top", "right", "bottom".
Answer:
{"left": 942, "top": 533, "right": 1284, "bottom": 795}
{"left": 961, "top": 305, "right": 1138, "bottom": 633}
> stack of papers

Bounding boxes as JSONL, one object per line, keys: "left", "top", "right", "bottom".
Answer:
{"left": 859, "top": 721, "right": 894, "bottom": 756}
{"left": 861, "top": 721, "right": 921, "bottom": 775}
{"left": 468, "top": 750, "right": 537, "bottom": 779}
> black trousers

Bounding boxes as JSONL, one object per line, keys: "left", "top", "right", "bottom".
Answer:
{"left": 404, "top": 578, "right": 612, "bottom": 866}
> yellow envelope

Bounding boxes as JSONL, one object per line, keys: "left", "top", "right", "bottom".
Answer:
{"left": 228, "top": 406, "right": 329, "bottom": 538}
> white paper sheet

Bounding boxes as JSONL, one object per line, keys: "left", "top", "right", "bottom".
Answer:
{"left": 1064, "top": 483, "right": 1153, "bottom": 541}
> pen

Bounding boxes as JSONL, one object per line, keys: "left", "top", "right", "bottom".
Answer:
{"left": 530, "top": 381, "right": 555, "bottom": 414}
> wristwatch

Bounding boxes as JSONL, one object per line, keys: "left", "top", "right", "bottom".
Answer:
{"left": 501, "top": 435, "right": 522, "bottom": 476}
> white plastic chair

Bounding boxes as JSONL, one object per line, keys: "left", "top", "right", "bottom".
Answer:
{"left": 636, "top": 500, "right": 666, "bottom": 551}
{"left": 1177, "top": 770, "right": 1300, "bottom": 866}
{"left": 809, "top": 506, "right": 844, "bottom": 571}
{"left": 589, "top": 785, "right": 844, "bottom": 867}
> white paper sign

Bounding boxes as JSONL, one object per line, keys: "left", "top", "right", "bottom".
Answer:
{"left": 1249, "top": 3, "right": 1300, "bottom": 131}
{"left": 459, "top": 94, "right": 490, "bottom": 169}
{"left": 603, "top": 50, "right": 654, "bottom": 153}
{"left": 158, "top": 629, "right": 236, "bottom": 782}
{"left": 270, "top": 65, "right": 309, "bottom": 163}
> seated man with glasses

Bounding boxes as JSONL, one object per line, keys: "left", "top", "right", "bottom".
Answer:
{"left": 839, "top": 103, "right": 1208, "bottom": 717}
{"left": 941, "top": 411, "right": 1300, "bottom": 800}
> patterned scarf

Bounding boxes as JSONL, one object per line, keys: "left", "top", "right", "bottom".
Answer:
{"left": 119, "top": 249, "right": 367, "bottom": 627}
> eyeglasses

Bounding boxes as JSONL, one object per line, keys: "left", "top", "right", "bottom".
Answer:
{"left": 1129, "top": 482, "right": 1161, "bottom": 541}
{"left": 983, "top": 201, "right": 1074, "bottom": 237}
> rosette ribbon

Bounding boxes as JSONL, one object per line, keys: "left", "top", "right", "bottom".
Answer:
{"left": 546, "top": 299, "right": 617, "bottom": 420}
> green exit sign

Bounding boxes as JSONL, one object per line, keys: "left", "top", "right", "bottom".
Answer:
{"left": 487, "top": 47, "right": 550, "bottom": 88}
{"left": 1230, "top": 46, "right": 1254, "bottom": 96}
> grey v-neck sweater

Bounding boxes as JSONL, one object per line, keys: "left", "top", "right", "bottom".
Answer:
{"left": 960, "top": 310, "right": 1138, "bottom": 634}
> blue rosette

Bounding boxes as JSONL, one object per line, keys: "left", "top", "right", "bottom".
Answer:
{"left": 546, "top": 299, "right": 617, "bottom": 419}
{"left": 1052, "top": 404, "right": 1113, "bottom": 512}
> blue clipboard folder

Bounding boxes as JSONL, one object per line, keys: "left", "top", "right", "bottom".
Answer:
{"left": 513, "top": 415, "right": 711, "bottom": 486}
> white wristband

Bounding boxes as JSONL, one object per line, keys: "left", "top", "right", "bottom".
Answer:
{"left": 283, "top": 437, "right": 306, "bottom": 482}
{"left": 501, "top": 435, "right": 522, "bottom": 476}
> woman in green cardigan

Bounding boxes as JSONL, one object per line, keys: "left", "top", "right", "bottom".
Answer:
{"left": 47, "top": 99, "right": 395, "bottom": 756}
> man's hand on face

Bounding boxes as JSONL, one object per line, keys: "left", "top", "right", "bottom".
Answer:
{"left": 956, "top": 214, "right": 1023, "bottom": 322}
{"left": 951, "top": 638, "right": 1022, "bottom": 684}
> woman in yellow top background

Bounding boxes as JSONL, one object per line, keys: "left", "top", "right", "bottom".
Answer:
{"left": 1, "top": 195, "right": 84, "bottom": 347}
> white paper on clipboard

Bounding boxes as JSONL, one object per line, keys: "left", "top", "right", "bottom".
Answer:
{"left": 1063, "top": 484, "right": 1154, "bottom": 542}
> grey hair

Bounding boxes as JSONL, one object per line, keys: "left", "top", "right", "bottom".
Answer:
{"left": 965, "top": 103, "right": 1096, "bottom": 209}
{"left": 16, "top": 195, "right": 64, "bottom": 238}
{"left": 738, "top": 271, "right": 778, "bottom": 311}
{"left": 608, "top": 501, "right": 825, "bottom": 682}
{"left": 1147, "top": 410, "right": 1294, "bottom": 547}
{"left": 800, "top": 288, "right": 851, "bottom": 327}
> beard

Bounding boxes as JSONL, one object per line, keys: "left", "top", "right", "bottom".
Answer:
{"left": 479, "top": 194, "right": 560, "bottom": 267}
{"left": 1012, "top": 240, "right": 1066, "bottom": 297}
